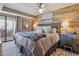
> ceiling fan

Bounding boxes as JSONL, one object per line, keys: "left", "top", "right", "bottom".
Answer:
{"left": 38, "top": 3, "right": 45, "bottom": 13}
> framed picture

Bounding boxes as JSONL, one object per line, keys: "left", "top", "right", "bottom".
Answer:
{"left": 22, "top": 19, "right": 29, "bottom": 31}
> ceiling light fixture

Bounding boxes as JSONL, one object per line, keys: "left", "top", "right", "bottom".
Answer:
{"left": 40, "top": 3, "right": 45, "bottom": 8}
{"left": 39, "top": 8, "right": 45, "bottom": 13}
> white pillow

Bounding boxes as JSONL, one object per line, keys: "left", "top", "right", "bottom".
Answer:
{"left": 43, "top": 26, "right": 51, "bottom": 33}
{"left": 35, "top": 26, "right": 43, "bottom": 33}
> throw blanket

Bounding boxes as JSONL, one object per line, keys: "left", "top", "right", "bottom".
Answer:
{"left": 13, "top": 32, "right": 45, "bottom": 56}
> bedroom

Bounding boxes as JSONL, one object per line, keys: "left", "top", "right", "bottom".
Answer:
{"left": 0, "top": 3, "right": 79, "bottom": 56}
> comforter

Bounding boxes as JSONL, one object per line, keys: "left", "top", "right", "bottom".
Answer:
{"left": 13, "top": 32, "right": 45, "bottom": 56}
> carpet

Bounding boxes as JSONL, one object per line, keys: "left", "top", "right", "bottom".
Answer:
{"left": 2, "top": 41, "right": 21, "bottom": 56}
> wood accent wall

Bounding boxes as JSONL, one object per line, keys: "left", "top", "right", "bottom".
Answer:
{"left": 53, "top": 4, "right": 79, "bottom": 20}
{"left": 53, "top": 4, "right": 79, "bottom": 33}
{"left": 54, "top": 4, "right": 79, "bottom": 15}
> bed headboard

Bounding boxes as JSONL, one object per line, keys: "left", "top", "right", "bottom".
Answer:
{"left": 38, "top": 23, "right": 61, "bottom": 33}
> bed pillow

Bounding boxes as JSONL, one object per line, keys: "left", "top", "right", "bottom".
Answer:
{"left": 42, "top": 26, "right": 51, "bottom": 34}
{"left": 35, "top": 26, "right": 43, "bottom": 33}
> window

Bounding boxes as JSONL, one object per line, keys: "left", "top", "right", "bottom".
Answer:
{"left": 0, "top": 16, "right": 5, "bottom": 42}
{"left": 0, "top": 16, "right": 16, "bottom": 42}
{"left": 6, "top": 17, "right": 16, "bottom": 41}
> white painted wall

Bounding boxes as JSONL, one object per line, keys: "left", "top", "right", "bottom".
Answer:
{"left": 0, "top": 3, "right": 4, "bottom": 11}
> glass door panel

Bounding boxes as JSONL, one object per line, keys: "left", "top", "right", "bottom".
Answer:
{"left": 0, "top": 16, "right": 5, "bottom": 42}
{"left": 6, "top": 17, "right": 16, "bottom": 41}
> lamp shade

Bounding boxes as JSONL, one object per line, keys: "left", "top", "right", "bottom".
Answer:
{"left": 61, "top": 21, "right": 69, "bottom": 27}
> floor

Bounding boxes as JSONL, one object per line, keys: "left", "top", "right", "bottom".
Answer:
{"left": 0, "top": 37, "right": 14, "bottom": 42}
{"left": 2, "top": 40, "right": 79, "bottom": 56}
{"left": 2, "top": 41, "right": 21, "bottom": 56}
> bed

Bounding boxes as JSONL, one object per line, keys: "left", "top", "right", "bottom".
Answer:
{"left": 13, "top": 26, "right": 52, "bottom": 56}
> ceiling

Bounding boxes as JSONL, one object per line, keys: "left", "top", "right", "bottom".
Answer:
{"left": 0, "top": 3, "right": 77, "bottom": 16}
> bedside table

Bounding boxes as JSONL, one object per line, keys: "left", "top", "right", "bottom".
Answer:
{"left": 60, "top": 33, "right": 76, "bottom": 52}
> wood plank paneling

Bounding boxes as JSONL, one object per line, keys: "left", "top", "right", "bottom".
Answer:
{"left": 53, "top": 4, "right": 79, "bottom": 21}
{"left": 54, "top": 4, "right": 79, "bottom": 15}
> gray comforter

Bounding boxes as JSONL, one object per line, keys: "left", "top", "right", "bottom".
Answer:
{"left": 13, "top": 32, "right": 45, "bottom": 56}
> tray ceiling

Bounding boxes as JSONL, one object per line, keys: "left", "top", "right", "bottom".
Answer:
{"left": 0, "top": 3, "right": 76, "bottom": 16}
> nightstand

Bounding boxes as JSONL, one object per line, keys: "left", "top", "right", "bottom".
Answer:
{"left": 60, "top": 33, "right": 75, "bottom": 52}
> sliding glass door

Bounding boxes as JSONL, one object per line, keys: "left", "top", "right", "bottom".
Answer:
{"left": 0, "top": 16, "right": 5, "bottom": 42}
{"left": 0, "top": 16, "right": 16, "bottom": 42}
{"left": 6, "top": 17, "right": 16, "bottom": 41}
